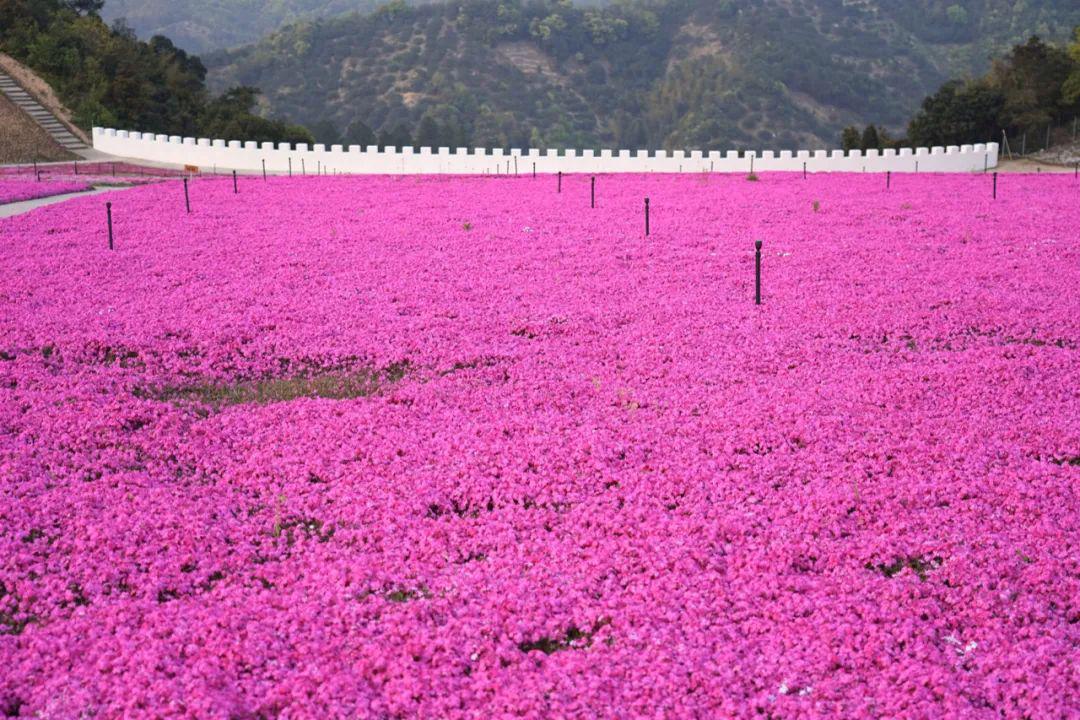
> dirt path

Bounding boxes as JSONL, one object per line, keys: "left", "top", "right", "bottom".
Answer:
{"left": 996, "top": 158, "right": 1078, "bottom": 174}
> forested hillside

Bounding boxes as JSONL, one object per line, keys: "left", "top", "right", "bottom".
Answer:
{"left": 0, "top": 0, "right": 313, "bottom": 142}
{"left": 206, "top": 0, "right": 1080, "bottom": 150}
{"left": 99, "top": 1, "right": 431, "bottom": 54}
{"left": 100, "top": 0, "right": 611, "bottom": 53}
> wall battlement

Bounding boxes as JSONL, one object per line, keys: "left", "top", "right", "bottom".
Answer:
{"left": 92, "top": 128, "right": 999, "bottom": 174}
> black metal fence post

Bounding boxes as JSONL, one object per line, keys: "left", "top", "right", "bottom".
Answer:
{"left": 754, "top": 240, "right": 763, "bottom": 305}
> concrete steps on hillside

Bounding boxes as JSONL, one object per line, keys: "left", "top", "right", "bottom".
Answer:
{"left": 0, "top": 71, "right": 88, "bottom": 152}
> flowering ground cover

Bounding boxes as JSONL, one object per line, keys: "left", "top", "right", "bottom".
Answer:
{"left": 0, "top": 172, "right": 1077, "bottom": 718}
{"left": 0, "top": 163, "right": 183, "bottom": 196}
{"left": 0, "top": 179, "right": 90, "bottom": 205}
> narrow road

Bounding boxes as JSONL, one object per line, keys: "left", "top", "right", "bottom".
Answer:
{"left": 0, "top": 185, "right": 136, "bottom": 219}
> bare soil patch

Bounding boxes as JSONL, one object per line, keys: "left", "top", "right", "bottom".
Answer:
{"left": 0, "top": 94, "right": 75, "bottom": 164}
{"left": 996, "top": 158, "right": 1076, "bottom": 174}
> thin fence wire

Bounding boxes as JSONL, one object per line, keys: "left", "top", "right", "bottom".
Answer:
{"left": 0, "top": 161, "right": 186, "bottom": 178}
{"left": 999, "top": 117, "right": 1079, "bottom": 159}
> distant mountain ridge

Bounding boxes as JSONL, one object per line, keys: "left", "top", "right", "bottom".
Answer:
{"left": 101, "top": 0, "right": 610, "bottom": 53}
{"left": 100, "top": 0, "right": 423, "bottom": 53}
{"left": 203, "top": 0, "right": 1080, "bottom": 151}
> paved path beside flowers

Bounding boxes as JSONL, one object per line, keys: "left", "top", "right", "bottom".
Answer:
{"left": 0, "top": 184, "right": 136, "bottom": 218}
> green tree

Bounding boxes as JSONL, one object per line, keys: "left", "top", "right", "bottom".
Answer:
{"left": 990, "top": 36, "right": 1075, "bottom": 129}
{"left": 308, "top": 119, "right": 341, "bottom": 145}
{"left": 420, "top": 103, "right": 471, "bottom": 148}
{"left": 1065, "top": 26, "right": 1080, "bottom": 105}
{"left": 200, "top": 86, "right": 313, "bottom": 144}
{"left": 860, "top": 124, "right": 880, "bottom": 151}
{"left": 907, "top": 80, "right": 1006, "bottom": 146}
{"left": 875, "top": 126, "right": 902, "bottom": 150}
{"left": 377, "top": 122, "right": 413, "bottom": 150}
{"left": 415, "top": 114, "right": 442, "bottom": 148}
{"left": 945, "top": 5, "right": 968, "bottom": 26}
{"left": 840, "top": 126, "right": 861, "bottom": 151}
{"left": 344, "top": 120, "right": 376, "bottom": 147}
{"left": 0, "top": 0, "right": 315, "bottom": 143}
{"left": 66, "top": 0, "right": 103, "bottom": 15}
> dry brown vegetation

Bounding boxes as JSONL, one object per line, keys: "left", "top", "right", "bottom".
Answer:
{"left": 143, "top": 362, "right": 410, "bottom": 411}
{"left": 0, "top": 93, "right": 74, "bottom": 164}
{"left": 0, "top": 52, "right": 89, "bottom": 145}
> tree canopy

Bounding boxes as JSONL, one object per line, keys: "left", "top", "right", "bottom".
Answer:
{"left": 906, "top": 35, "right": 1079, "bottom": 146}
{"left": 844, "top": 32, "right": 1080, "bottom": 148}
{"left": 0, "top": 0, "right": 312, "bottom": 142}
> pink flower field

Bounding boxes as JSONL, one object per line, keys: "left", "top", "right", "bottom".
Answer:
{"left": 0, "top": 172, "right": 1077, "bottom": 718}
{"left": 0, "top": 180, "right": 90, "bottom": 205}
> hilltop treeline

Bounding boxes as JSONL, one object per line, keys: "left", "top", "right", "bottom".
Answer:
{"left": 102, "top": 0, "right": 1076, "bottom": 57}
{"left": 99, "top": 0, "right": 445, "bottom": 54}
{"left": 843, "top": 31, "right": 1080, "bottom": 150}
{"left": 209, "top": 0, "right": 1080, "bottom": 150}
{"left": 0, "top": 0, "right": 313, "bottom": 142}
{"left": 4, "top": 1, "right": 1079, "bottom": 151}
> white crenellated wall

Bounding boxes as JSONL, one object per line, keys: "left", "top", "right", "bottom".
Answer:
{"left": 92, "top": 128, "right": 999, "bottom": 174}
